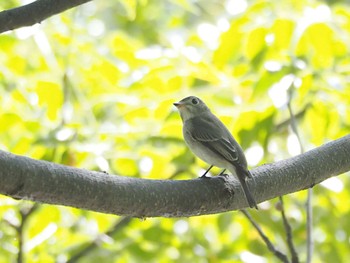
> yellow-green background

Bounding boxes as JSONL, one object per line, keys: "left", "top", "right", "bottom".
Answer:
{"left": 1, "top": 0, "right": 350, "bottom": 262}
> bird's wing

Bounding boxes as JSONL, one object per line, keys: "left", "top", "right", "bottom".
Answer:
{"left": 188, "top": 116, "right": 238, "bottom": 162}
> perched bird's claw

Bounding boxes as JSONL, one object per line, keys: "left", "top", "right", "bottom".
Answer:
{"left": 218, "top": 169, "right": 226, "bottom": 176}
{"left": 200, "top": 165, "right": 213, "bottom": 178}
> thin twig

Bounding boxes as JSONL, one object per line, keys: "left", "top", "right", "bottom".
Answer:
{"left": 67, "top": 216, "right": 132, "bottom": 263}
{"left": 241, "top": 210, "right": 289, "bottom": 263}
{"left": 287, "top": 91, "right": 312, "bottom": 263}
{"left": 305, "top": 188, "right": 313, "bottom": 263}
{"left": 279, "top": 197, "right": 299, "bottom": 263}
{"left": 286, "top": 102, "right": 304, "bottom": 153}
{"left": 274, "top": 103, "right": 311, "bottom": 132}
{"left": 17, "top": 203, "right": 40, "bottom": 263}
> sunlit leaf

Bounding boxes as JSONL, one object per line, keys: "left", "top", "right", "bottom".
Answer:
{"left": 34, "top": 81, "right": 63, "bottom": 121}
{"left": 244, "top": 27, "right": 267, "bottom": 60}
{"left": 213, "top": 17, "right": 249, "bottom": 68}
{"left": 295, "top": 23, "right": 335, "bottom": 68}
{"left": 271, "top": 19, "right": 295, "bottom": 51}
{"left": 114, "top": 157, "right": 139, "bottom": 176}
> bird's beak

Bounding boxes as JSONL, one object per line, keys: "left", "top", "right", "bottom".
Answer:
{"left": 173, "top": 102, "right": 184, "bottom": 108}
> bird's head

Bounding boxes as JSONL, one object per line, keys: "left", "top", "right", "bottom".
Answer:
{"left": 173, "top": 96, "right": 210, "bottom": 122}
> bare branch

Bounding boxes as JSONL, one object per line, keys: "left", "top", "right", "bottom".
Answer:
{"left": 305, "top": 188, "right": 313, "bottom": 262}
{"left": 279, "top": 197, "right": 299, "bottom": 263}
{"left": 274, "top": 103, "right": 310, "bottom": 133}
{"left": 0, "top": 0, "right": 92, "bottom": 34}
{"left": 67, "top": 217, "right": 132, "bottom": 263}
{"left": 287, "top": 101, "right": 305, "bottom": 153}
{"left": 287, "top": 93, "right": 313, "bottom": 263}
{"left": 17, "top": 203, "right": 40, "bottom": 263}
{"left": 0, "top": 135, "right": 349, "bottom": 217}
{"left": 241, "top": 210, "right": 289, "bottom": 263}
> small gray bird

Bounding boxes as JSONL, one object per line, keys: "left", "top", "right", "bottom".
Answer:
{"left": 174, "top": 96, "right": 258, "bottom": 209}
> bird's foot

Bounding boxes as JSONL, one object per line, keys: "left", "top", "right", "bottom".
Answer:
{"left": 218, "top": 169, "right": 227, "bottom": 177}
{"left": 200, "top": 165, "right": 213, "bottom": 178}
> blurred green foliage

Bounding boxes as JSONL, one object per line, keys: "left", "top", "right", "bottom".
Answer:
{"left": 0, "top": 0, "right": 350, "bottom": 262}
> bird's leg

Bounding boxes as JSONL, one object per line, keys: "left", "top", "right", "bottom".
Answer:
{"left": 200, "top": 165, "right": 213, "bottom": 178}
{"left": 218, "top": 169, "right": 227, "bottom": 176}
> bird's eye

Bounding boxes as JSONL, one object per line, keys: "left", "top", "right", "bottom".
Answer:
{"left": 191, "top": 98, "right": 198, "bottom": 105}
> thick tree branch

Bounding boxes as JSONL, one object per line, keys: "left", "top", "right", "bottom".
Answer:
{"left": 0, "top": 135, "right": 349, "bottom": 217}
{"left": 0, "top": 0, "right": 92, "bottom": 34}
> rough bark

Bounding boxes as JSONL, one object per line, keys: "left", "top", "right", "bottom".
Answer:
{"left": 0, "top": 135, "right": 349, "bottom": 217}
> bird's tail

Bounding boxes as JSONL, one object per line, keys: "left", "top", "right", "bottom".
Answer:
{"left": 235, "top": 166, "right": 258, "bottom": 209}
